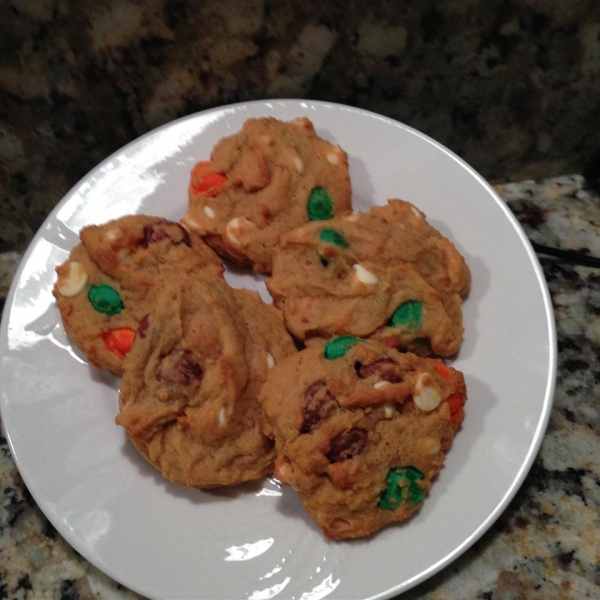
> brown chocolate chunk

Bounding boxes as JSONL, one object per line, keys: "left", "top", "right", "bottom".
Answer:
{"left": 355, "top": 357, "right": 401, "bottom": 382}
{"left": 141, "top": 220, "right": 191, "bottom": 247}
{"left": 136, "top": 314, "right": 150, "bottom": 340}
{"left": 156, "top": 350, "right": 203, "bottom": 385}
{"left": 301, "top": 380, "right": 336, "bottom": 433}
{"left": 327, "top": 427, "right": 368, "bottom": 463}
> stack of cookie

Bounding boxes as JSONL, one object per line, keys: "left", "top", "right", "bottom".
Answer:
{"left": 53, "top": 116, "right": 470, "bottom": 540}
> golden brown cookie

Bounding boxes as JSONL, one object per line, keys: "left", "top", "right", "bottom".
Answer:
{"left": 259, "top": 337, "right": 467, "bottom": 540}
{"left": 182, "top": 117, "right": 353, "bottom": 273}
{"left": 53, "top": 215, "right": 224, "bottom": 375}
{"left": 266, "top": 200, "right": 470, "bottom": 356}
{"left": 116, "top": 278, "right": 296, "bottom": 488}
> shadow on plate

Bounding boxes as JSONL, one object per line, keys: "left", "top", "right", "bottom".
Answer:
{"left": 274, "top": 485, "right": 324, "bottom": 535}
{"left": 118, "top": 436, "right": 273, "bottom": 505}
{"left": 88, "top": 362, "right": 120, "bottom": 390}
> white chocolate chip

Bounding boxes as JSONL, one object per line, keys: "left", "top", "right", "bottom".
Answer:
{"left": 225, "top": 217, "right": 254, "bottom": 248}
{"left": 218, "top": 407, "right": 227, "bottom": 427}
{"left": 56, "top": 261, "right": 89, "bottom": 297}
{"left": 373, "top": 380, "right": 390, "bottom": 389}
{"left": 105, "top": 228, "right": 120, "bottom": 241}
{"left": 203, "top": 206, "right": 216, "bottom": 219}
{"left": 344, "top": 213, "right": 359, "bottom": 222}
{"left": 182, "top": 215, "right": 201, "bottom": 231}
{"left": 352, "top": 263, "right": 378, "bottom": 285}
{"left": 327, "top": 152, "right": 339, "bottom": 165}
{"left": 266, "top": 352, "right": 275, "bottom": 369}
{"left": 294, "top": 156, "right": 304, "bottom": 174}
{"left": 410, "top": 206, "right": 422, "bottom": 218}
{"left": 428, "top": 442, "right": 441, "bottom": 455}
{"left": 383, "top": 401, "right": 395, "bottom": 418}
{"left": 419, "top": 437, "right": 441, "bottom": 455}
{"left": 413, "top": 373, "right": 443, "bottom": 412}
{"left": 276, "top": 459, "right": 293, "bottom": 482}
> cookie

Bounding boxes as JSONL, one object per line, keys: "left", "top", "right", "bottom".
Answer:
{"left": 53, "top": 215, "right": 224, "bottom": 375}
{"left": 266, "top": 200, "right": 470, "bottom": 356}
{"left": 115, "top": 278, "right": 296, "bottom": 488}
{"left": 182, "top": 117, "right": 353, "bottom": 273}
{"left": 259, "top": 337, "right": 467, "bottom": 540}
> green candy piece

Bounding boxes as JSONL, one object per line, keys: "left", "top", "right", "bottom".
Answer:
{"left": 319, "top": 228, "right": 349, "bottom": 248}
{"left": 379, "top": 466, "right": 425, "bottom": 510}
{"left": 324, "top": 336, "right": 364, "bottom": 360}
{"left": 388, "top": 301, "right": 422, "bottom": 329}
{"left": 88, "top": 284, "right": 124, "bottom": 315}
{"left": 308, "top": 187, "right": 334, "bottom": 221}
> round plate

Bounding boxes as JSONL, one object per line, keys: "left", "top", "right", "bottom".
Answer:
{"left": 0, "top": 100, "right": 556, "bottom": 600}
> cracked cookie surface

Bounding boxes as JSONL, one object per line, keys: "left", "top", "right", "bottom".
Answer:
{"left": 259, "top": 338, "right": 467, "bottom": 539}
{"left": 183, "top": 117, "right": 352, "bottom": 273}
{"left": 116, "top": 277, "right": 296, "bottom": 488}
{"left": 266, "top": 200, "right": 470, "bottom": 356}
{"left": 53, "top": 215, "right": 224, "bottom": 375}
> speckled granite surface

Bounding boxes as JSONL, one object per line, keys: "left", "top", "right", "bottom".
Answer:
{"left": 2, "top": 0, "right": 600, "bottom": 255}
{"left": 1, "top": 174, "right": 599, "bottom": 599}
{"left": 2, "top": 1, "right": 600, "bottom": 598}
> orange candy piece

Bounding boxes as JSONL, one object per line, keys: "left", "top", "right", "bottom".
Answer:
{"left": 190, "top": 161, "right": 227, "bottom": 196}
{"left": 446, "top": 393, "right": 465, "bottom": 422}
{"left": 435, "top": 361, "right": 451, "bottom": 378}
{"left": 103, "top": 328, "right": 136, "bottom": 359}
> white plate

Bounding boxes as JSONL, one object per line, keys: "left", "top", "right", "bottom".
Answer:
{"left": 0, "top": 100, "right": 556, "bottom": 600}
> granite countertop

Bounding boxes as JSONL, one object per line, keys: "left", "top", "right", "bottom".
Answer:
{"left": 3, "top": 1, "right": 600, "bottom": 256}
{"left": 1, "top": 173, "right": 598, "bottom": 599}
{"left": 2, "top": 1, "right": 600, "bottom": 598}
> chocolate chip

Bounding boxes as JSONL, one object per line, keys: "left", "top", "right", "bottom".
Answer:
{"left": 327, "top": 428, "right": 368, "bottom": 463}
{"left": 141, "top": 220, "right": 191, "bottom": 247}
{"left": 136, "top": 314, "right": 150, "bottom": 340}
{"left": 355, "top": 357, "right": 400, "bottom": 382}
{"left": 301, "top": 380, "right": 336, "bottom": 433}
{"left": 304, "top": 379, "right": 326, "bottom": 397}
{"left": 156, "top": 350, "right": 203, "bottom": 385}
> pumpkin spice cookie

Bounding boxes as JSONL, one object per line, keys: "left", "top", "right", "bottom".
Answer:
{"left": 259, "top": 337, "right": 467, "bottom": 540}
{"left": 266, "top": 200, "right": 470, "bottom": 356}
{"left": 53, "top": 215, "right": 224, "bottom": 375}
{"left": 182, "top": 117, "right": 353, "bottom": 273}
{"left": 116, "top": 278, "right": 296, "bottom": 488}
